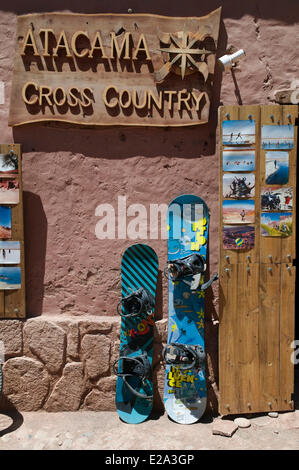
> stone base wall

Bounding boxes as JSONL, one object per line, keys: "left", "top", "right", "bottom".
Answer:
{"left": 0, "top": 316, "right": 218, "bottom": 415}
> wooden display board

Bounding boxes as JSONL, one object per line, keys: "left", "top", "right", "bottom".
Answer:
{"left": 0, "top": 144, "right": 25, "bottom": 318}
{"left": 218, "top": 105, "right": 297, "bottom": 415}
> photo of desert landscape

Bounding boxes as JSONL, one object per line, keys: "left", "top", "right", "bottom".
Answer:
{"left": 223, "top": 200, "right": 255, "bottom": 224}
{"left": 0, "top": 241, "right": 20, "bottom": 264}
{"left": 0, "top": 266, "right": 21, "bottom": 290}
{"left": 261, "top": 212, "right": 292, "bottom": 237}
{"left": 0, "top": 178, "right": 19, "bottom": 204}
{"left": 223, "top": 225, "right": 255, "bottom": 250}
{"left": 0, "top": 205, "right": 12, "bottom": 238}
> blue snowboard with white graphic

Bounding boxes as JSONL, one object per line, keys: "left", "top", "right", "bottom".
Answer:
{"left": 164, "top": 195, "right": 209, "bottom": 424}
{"left": 115, "top": 244, "right": 158, "bottom": 424}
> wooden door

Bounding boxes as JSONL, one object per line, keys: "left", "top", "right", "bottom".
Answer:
{"left": 219, "top": 105, "right": 297, "bottom": 415}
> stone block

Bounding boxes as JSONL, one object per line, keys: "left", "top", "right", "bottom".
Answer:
{"left": 83, "top": 376, "right": 117, "bottom": 411}
{"left": 212, "top": 418, "right": 238, "bottom": 437}
{"left": 81, "top": 334, "right": 110, "bottom": 379}
{"left": 2, "top": 357, "right": 49, "bottom": 411}
{"left": 45, "top": 362, "right": 85, "bottom": 411}
{"left": 0, "top": 320, "right": 23, "bottom": 358}
{"left": 66, "top": 322, "right": 80, "bottom": 360}
{"left": 23, "top": 319, "right": 66, "bottom": 374}
{"left": 78, "top": 317, "right": 115, "bottom": 336}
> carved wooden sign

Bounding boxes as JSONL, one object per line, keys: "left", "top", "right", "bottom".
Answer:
{"left": 9, "top": 9, "right": 221, "bottom": 127}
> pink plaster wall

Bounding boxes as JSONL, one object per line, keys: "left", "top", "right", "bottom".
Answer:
{"left": 0, "top": 0, "right": 298, "bottom": 319}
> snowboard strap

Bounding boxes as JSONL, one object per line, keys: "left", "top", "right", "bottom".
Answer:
{"left": 201, "top": 273, "right": 219, "bottom": 290}
{"left": 164, "top": 254, "right": 206, "bottom": 282}
{"left": 164, "top": 254, "right": 218, "bottom": 291}
{"left": 113, "top": 352, "right": 153, "bottom": 399}
{"left": 162, "top": 343, "right": 206, "bottom": 370}
{"left": 117, "top": 287, "right": 154, "bottom": 319}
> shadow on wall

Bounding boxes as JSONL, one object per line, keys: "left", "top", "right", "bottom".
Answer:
{"left": 1, "top": 0, "right": 299, "bottom": 23}
{"left": 12, "top": 68, "right": 224, "bottom": 161}
{"left": 154, "top": 270, "right": 163, "bottom": 322}
{"left": 23, "top": 192, "right": 47, "bottom": 317}
{"left": 203, "top": 241, "right": 219, "bottom": 415}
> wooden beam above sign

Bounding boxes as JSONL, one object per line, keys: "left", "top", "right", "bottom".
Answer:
{"left": 9, "top": 9, "right": 221, "bottom": 128}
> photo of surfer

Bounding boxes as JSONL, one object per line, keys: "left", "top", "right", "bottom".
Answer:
{"left": 265, "top": 151, "right": 289, "bottom": 184}
{"left": 223, "top": 225, "right": 255, "bottom": 250}
{"left": 222, "top": 120, "right": 255, "bottom": 146}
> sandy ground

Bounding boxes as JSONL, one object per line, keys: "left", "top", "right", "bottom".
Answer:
{"left": 1, "top": 371, "right": 298, "bottom": 451}
{"left": 0, "top": 409, "right": 299, "bottom": 451}
{"left": 0, "top": 227, "right": 11, "bottom": 239}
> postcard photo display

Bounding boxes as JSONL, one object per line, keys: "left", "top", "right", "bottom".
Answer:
{"left": 0, "top": 266, "right": 21, "bottom": 290}
{"left": 223, "top": 225, "right": 255, "bottom": 250}
{"left": 223, "top": 173, "right": 255, "bottom": 199}
{"left": 0, "top": 152, "right": 18, "bottom": 176}
{"left": 261, "top": 212, "right": 292, "bottom": 238}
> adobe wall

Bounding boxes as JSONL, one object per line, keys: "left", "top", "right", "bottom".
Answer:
{"left": 0, "top": 1, "right": 298, "bottom": 414}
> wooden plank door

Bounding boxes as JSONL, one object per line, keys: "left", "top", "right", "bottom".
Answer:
{"left": 219, "top": 105, "right": 297, "bottom": 415}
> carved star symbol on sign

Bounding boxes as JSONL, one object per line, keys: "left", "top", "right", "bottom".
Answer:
{"left": 155, "top": 29, "right": 214, "bottom": 82}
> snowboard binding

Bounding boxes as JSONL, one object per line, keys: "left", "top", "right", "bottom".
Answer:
{"left": 162, "top": 343, "right": 206, "bottom": 370}
{"left": 117, "top": 287, "right": 154, "bottom": 318}
{"left": 164, "top": 254, "right": 218, "bottom": 291}
{"left": 113, "top": 352, "right": 153, "bottom": 399}
{"left": 164, "top": 254, "right": 206, "bottom": 280}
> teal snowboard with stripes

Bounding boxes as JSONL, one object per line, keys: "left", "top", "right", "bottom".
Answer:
{"left": 115, "top": 244, "right": 159, "bottom": 424}
{"left": 164, "top": 194, "right": 211, "bottom": 424}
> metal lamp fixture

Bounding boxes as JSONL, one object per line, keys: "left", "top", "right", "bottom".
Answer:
{"left": 218, "top": 49, "right": 246, "bottom": 71}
